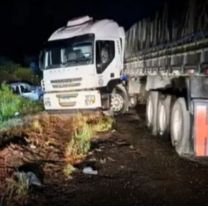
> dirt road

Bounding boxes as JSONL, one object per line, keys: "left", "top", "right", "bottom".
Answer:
{"left": 27, "top": 109, "right": 208, "bottom": 206}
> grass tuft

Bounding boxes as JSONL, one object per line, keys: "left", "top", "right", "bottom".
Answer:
{"left": 1, "top": 176, "right": 30, "bottom": 206}
{"left": 65, "top": 113, "right": 114, "bottom": 161}
{"left": 65, "top": 123, "right": 93, "bottom": 158}
{"left": 63, "top": 163, "right": 76, "bottom": 178}
{"left": 30, "top": 119, "right": 43, "bottom": 133}
{"left": 92, "top": 116, "right": 114, "bottom": 133}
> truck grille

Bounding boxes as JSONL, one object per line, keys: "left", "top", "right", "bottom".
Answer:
{"left": 56, "top": 93, "right": 78, "bottom": 107}
{"left": 51, "top": 78, "right": 82, "bottom": 89}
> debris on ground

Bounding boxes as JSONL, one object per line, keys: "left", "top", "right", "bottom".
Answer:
{"left": 82, "top": 167, "right": 98, "bottom": 175}
{"left": 14, "top": 171, "right": 42, "bottom": 187}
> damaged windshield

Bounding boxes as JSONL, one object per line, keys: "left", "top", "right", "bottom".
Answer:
{"left": 44, "top": 34, "right": 94, "bottom": 69}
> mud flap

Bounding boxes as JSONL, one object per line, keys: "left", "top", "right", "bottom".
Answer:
{"left": 194, "top": 100, "right": 208, "bottom": 157}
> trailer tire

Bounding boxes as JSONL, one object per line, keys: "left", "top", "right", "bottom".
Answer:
{"left": 170, "top": 98, "right": 192, "bottom": 156}
{"left": 146, "top": 91, "right": 159, "bottom": 135}
{"left": 157, "top": 95, "right": 171, "bottom": 138}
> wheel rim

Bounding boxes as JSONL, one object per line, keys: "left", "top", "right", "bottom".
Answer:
{"left": 147, "top": 97, "right": 153, "bottom": 127}
{"left": 172, "top": 108, "right": 182, "bottom": 145}
{"left": 111, "top": 93, "right": 124, "bottom": 112}
{"left": 158, "top": 102, "right": 166, "bottom": 135}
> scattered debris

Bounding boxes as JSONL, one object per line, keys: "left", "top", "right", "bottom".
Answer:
{"left": 89, "top": 157, "right": 97, "bottom": 162}
{"left": 95, "top": 148, "right": 102, "bottom": 152}
{"left": 83, "top": 167, "right": 98, "bottom": 175}
{"left": 107, "top": 157, "right": 115, "bottom": 162}
{"left": 14, "top": 171, "right": 42, "bottom": 187}
{"left": 116, "top": 141, "right": 130, "bottom": 147}
{"left": 120, "top": 165, "right": 125, "bottom": 169}
{"left": 129, "top": 145, "right": 134, "bottom": 150}
{"left": 30, "top": 144, "right": 36, "bottom": 149}
{"left": 100, "top": 158, "right": 107, "bottom": 164}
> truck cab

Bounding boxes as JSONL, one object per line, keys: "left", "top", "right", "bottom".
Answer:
{"left": 40, "top": 16, "right": 127, "bottom": 113}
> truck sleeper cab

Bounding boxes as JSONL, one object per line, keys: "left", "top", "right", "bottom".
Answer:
{"left": 40, "top": 16, "right": 129, "bottom": 114}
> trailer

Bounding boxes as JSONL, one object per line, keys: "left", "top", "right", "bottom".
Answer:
{"left": 125, "top": 0, "right": 208, "bottom": 157}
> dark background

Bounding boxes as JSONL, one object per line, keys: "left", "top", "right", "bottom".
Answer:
{"left": 0, "top": 0, "right": 170, "bottom": 63}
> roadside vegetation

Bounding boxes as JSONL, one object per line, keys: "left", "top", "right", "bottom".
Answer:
{"left": 0, "top": 61, "right": 43, "bottom": 130}
{"left": 0, "top": 61, "right": 114, "bottom": 206}
{"left": 65, "top": 113, "right": 114, "bottom": 159}
{"left": 0, "top": 62, "right": 40, "bottom": 85}
{"left": 1, "top": 175, "right": 30, "bottom": 206}
{"left": 0, "top": 84, "right": 43, "bottom": 128}
{"left": 0, "top": 112, "right": 114, "bottom": 205}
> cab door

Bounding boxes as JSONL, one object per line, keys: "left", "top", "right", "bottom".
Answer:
{"left": 95, "top": 39, "right": 122, "bottom": 87}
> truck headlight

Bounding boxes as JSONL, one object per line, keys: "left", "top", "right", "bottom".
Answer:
{"left": 85, "top": 95, "right": 96, "bottom": 105}
{"left": 44, "top": 97, "right": 51, "bottom": 107}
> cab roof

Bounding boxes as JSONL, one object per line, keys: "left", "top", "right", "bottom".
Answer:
{"left": 49, "top": 16, "right": 125, "bottom": 41}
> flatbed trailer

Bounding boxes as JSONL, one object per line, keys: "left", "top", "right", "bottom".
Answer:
{"left": 124, "top": 0, "right": 208, "bottom": 157}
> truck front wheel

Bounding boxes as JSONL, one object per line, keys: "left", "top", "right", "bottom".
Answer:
{"left": 170, "top": 98, "right": 192, "bottom": 156}
{"left": 110, "top": 84, "right": 129, "bottom": 115}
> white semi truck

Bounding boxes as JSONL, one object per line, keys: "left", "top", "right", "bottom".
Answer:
{"left": 40, "top": 16, "right": 129, "bottom": 114}
{"left": 40, "top": 0, "right": 208, "bottom": 157}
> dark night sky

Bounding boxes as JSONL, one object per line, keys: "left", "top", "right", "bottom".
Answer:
{"left": 0, "top": 0, "right": 168, "bottom": 62}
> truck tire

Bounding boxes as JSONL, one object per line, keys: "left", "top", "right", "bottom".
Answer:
{"left": 146, "top": 91, "right": 159, "bottom": 135}
{"left": 110, "top": 84, "right": 129, "bottom": 115}
{"left": 170, "top": 98, "right": 192, "bottom": 156}
{"left": 157, "top": 95, "right": 171, "bottom": 138}
{"left": 129, "top": 95, "right": 138, "bottom": 108}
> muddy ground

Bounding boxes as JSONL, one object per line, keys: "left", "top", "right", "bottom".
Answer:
{"left": 2, "top": 107, "right": 208, "bottom": 206}
{"left": 30, "top": 108, "right": 208, "bottom": 206}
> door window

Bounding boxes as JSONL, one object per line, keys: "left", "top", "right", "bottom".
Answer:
{"left": 96, "top": 41, "right": 115, "bottom": 74}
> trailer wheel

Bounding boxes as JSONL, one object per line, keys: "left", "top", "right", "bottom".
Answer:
{"left": 110, "top": 84, "right": 129, "bottom": 115}
{"left": 146, "top": 91, "right": 159, "bottom": 135}
{"left": 157, "top": 95, "right": 171, "bottom": 138}
{"left": 170, "top": 98, "right": 192, "bottom": 156}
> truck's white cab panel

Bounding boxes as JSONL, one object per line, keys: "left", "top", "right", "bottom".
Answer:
{"left": 43, "top": 65, "right": 97, "bottom": 92}
{"left": 41, "top": 16, "right": 125, "bottom": 111}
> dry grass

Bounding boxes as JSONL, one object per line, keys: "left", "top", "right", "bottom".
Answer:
{"left": 1, "top": 176, "right": 30, "bottom": 206}
{"left": 92, "top": 116, "right": 114, "bottom": 133}
{"left": 63, "top": 163, "right": 76, "bottom": 178}
{"left": 65, "top": 122, "right": 93, "bottom": 159}
{"left": 30, "top": 119, "right": 43, "bottom": 133}
{"left": 65, "top": 112, "right": 114, "bottom": 161}
{"left": 0, "top": 112, "right": 114, "bottom": 205}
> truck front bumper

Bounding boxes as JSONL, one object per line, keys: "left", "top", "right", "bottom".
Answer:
{"left": 43, "top": 90, "right": 101, "bottom": 111}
